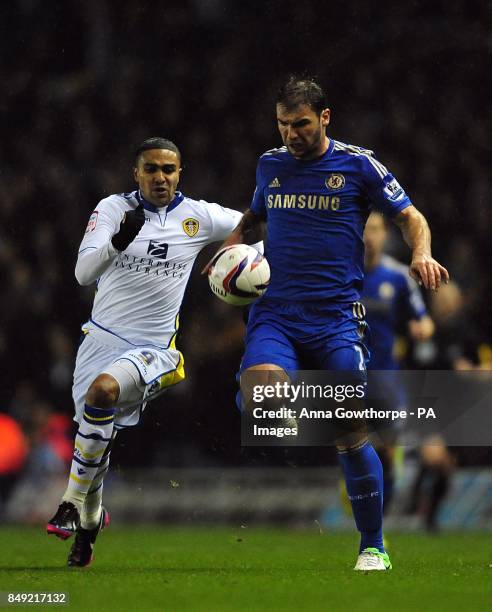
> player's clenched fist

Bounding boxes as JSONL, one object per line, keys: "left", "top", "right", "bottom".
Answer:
{"left": 111, "top": 202, "right": 146, "bottom": 251}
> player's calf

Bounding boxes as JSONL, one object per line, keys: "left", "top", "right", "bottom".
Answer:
{"left": 239, "top": 365, "right": 297, "bottom": 428}
{"left": 47, "top": 414, "right": 113, "bottom": 540}
{"left": 52, "top": 375, "right": 119, "bottom": 520}
{"left": 338, "top": 439, "right": 385, "bottom": 555}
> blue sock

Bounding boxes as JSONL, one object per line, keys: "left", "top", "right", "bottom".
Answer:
{"left": 338, "top": 442, "right": 384, "bottom": 553}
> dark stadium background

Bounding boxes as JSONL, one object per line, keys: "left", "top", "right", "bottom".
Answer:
{"left": 1, "top": 0, "right": 490, "bottom": 472}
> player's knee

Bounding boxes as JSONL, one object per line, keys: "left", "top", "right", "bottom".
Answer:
{"left": 335, "top": 398, "right": 368, "bottom": 450}
{"left": 86, "top": 374, "right": 120, "bottom": 408}
{"left": 336, "top": 432, "right": 368, "bottom": 452}
{"left": 240, "top": 366, "right": 289, "bottom": 412}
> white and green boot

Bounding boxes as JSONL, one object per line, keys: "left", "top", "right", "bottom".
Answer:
{"left": 354, "top": 547, "right": 392, "bottom": 571}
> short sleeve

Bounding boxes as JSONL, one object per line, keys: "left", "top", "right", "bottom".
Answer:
{"left": 250, "top": 160, "right": 267, "bottom": 218}
{"left": 361, "top": 155, "right": 412, "bottom": 217}
{"left": 205, "top": 202, "right": 243, "bottom": 243}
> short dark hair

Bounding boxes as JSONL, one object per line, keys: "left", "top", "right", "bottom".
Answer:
{"left": 276, "top": 75, "right": 327, "bottom": 114}
{"left": 135, "top": 137, "right": 181, "bottom": 164}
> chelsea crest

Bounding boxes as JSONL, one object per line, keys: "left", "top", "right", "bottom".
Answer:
{"left": 325, "top": 173, "right": 345, "bottom": 191}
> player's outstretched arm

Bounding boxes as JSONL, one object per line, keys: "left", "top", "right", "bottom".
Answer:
{"left": 393, "top": 205, "right": 449, "bottom": 291}
{"left": 201, "top": 209, "right": 262, "bottom": 274}
{"left": 76, "top": 202, "right": 146, "bottom": 285}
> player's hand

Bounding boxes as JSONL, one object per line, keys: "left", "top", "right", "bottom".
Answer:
{"left": 409, "top": 253, "right": 449, "bottom": 291}
{"left": 201, "top": 246, "right": 228, "bottom": 275}
{"left": 111, "top": 202, "right": 146, "bottom": 251}
{"left": 201, "top": 239, "right": 240, "bottom": 275}
{"left": 201, "top": 214, "right": 256, "bottom": 274}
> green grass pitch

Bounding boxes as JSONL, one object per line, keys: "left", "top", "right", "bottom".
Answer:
{"left": 0, "top": 527, "right": 490, "bottom": 611}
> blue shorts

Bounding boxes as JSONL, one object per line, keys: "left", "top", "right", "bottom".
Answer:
{"left": 241, "top": 298, "right": 369, "bottom": 379}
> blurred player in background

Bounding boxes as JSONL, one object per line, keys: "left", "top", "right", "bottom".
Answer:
{"left": 212, "top": 75, "right": 449, "bottom": 570}
{"left": 46, "top": 137, "right": 246, "bottom": 567}
{"left": 406, "top": 436, "right": 454, "bottom": 533}
{"left": 363, "top": 212, "right": 435, "bottom": 371}
{"left": 363, "top": 211, "right": 435, "bottom": 513}
{"left": 404, "top": 281, "right": 481, "bottom": 532}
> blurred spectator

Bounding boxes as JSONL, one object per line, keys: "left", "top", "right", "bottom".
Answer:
{"left": 0, "top": 413, "right": 28, "bottom": 515}
{"left": 27, "top": 407, "right": 73, "bottom": 474}
{"left": 4, "top": 403, "right": 73, "bottom": 523}
{"left": 413, "top": 281, "right": 489, "bottom": 370}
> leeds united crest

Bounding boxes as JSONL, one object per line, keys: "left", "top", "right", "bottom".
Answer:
{"left": 182, "top": 217, "right": 199, "bottom": 237}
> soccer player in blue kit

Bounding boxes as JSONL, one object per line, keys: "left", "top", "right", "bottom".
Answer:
{"left": 215, "top": 76, "right": 449, "bottom": 570}
{"left": 363, "top": 212, "right": 435, "bottom": 372}
{"left": 362, "top": 211, "right": 435, "bottom": 513}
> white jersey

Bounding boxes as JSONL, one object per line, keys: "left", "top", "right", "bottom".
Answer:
{"left": 76, "top": 190, "right": 242, "bottom": 348}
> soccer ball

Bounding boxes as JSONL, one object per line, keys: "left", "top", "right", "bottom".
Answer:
{"left": 208, "top": 244, "right": 270, "bottom": 306}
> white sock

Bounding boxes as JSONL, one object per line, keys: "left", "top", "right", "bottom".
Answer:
{"left": 80, "top": 450, "right": 111, "bottom": 529}
{"left": 62, "top": 404, "right": 115, "bottom": 512}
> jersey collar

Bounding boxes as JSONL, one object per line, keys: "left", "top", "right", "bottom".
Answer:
{"left": 136, "top": 190, "right": 184, "bottom": 213}
{"left": 314, "top": 137, "right": 335, "bottom": 161}
{"left": 326, "top": 137, "right": 335, "bottom": 157}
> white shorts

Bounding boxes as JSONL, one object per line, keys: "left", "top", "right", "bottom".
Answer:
{"left": 72, "top": 329, "right": 185, "bottom": 428}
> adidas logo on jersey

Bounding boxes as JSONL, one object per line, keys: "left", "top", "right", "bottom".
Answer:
{"left": 269, "top": 177, "right": 281, "bottom": 188}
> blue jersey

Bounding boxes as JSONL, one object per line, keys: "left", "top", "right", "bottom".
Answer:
{"left": 362, "top": 254, "right": 427, "bottom": 369}
{"left": 250, "top": 139, "right": 411, "bottom": 303}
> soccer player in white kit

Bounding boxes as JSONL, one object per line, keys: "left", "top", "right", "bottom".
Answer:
{"left": 46, "top": 137, "right": 244, "bottom": 566}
